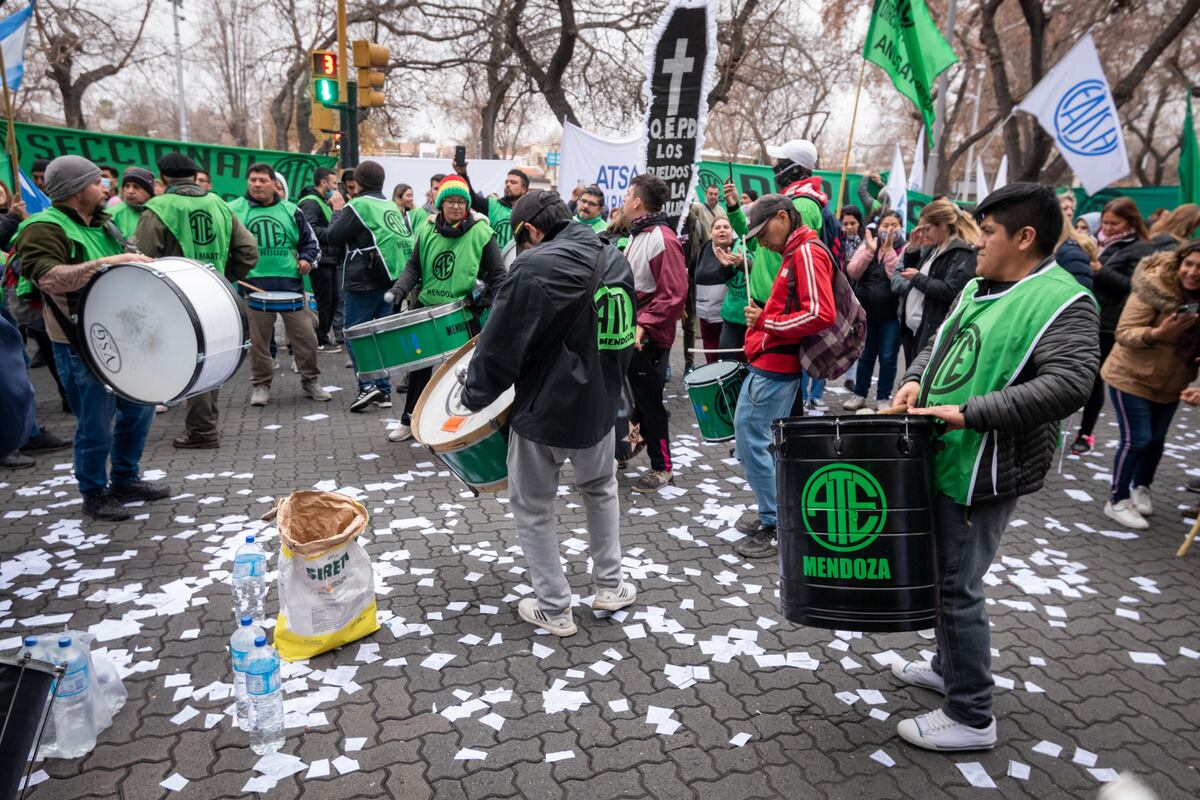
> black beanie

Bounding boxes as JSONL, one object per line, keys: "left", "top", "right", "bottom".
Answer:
{"left": 157, "top": 152, "right": 200, "bottom": 178}
{"left": 353, "top": 160, "right": 385, "bottom": 193}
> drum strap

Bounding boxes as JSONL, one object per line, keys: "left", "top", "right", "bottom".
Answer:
{"left": 524, "top": 244, "right": 607, "bottom": 380}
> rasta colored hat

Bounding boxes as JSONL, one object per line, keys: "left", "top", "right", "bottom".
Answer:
{"left": 435, "top": 175, "right": 471, "bottom": 209}
{"left": 157, "top": 152, "right": 200, "bottom": 178}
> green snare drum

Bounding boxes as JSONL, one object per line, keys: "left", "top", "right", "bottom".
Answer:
{"left": 684, "top": 360, "right": 746, "bottom": 442}
{"left": 412, "top": 338, "right": 514, "bottom": 493}
{"left": 344, "top": 300, "right": 472, "bottom": 379}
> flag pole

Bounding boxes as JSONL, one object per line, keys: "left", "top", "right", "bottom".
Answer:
{"left": 835, "top": 57, "right": 868, "bottom": 213}
{"left": 0, "top": 44, "right": 20, "bottom": 193}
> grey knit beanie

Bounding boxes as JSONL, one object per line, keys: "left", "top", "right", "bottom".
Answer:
{"left": 44, "top": 155, "right": 102, "bottom": 202}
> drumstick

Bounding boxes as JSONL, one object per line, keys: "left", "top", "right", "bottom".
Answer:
{"left": 877, "top": 404, "right": 909, "bottom": 415}
{"left": 237, "top": 279, "right": 268, "bottom": 294}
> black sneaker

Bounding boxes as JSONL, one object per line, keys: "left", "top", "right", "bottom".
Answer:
{"left": 20, "top": 430, "right": 72, "bottom": 453}
{"left": 373, "top": 393, "right": 393, "bottom": 409}
{"left": 735, "top": 527, "right": 778, "bottom": 559}
{"left": 1070, "top": 434, "right": 1094, "bottom": 455}
{"left": 735, "top": 516, "right": 762, "bottom": 535}
{"left": 350, "top": 386, "right": 385, "bottom": 412}
{"left": 0, "top": 452, "right": 35, "bottom": 469}
{"left": 110, "top": 480, "right": 171, "bottom": 502}
{"left": 83, "top": 492, "right": 131, "bottom": 521}
{"left": 1187, "top": 477, "right": 1200, "bottom": 494}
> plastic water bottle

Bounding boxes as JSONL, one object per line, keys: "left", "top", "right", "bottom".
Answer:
{"left": 230, "top": 616, "right": 265, "bottom": 731}
{"left": 52, "top": 635, "right": 96, "bottom": 757}
{"left": 19, "top": 637, "right": 58, "bottom": 749}
{"left": 244, "top": 636, "right": 285, "bottom": 754}
{"left": 231, "top": 535, "right": 268, "bottom": 625}
{"left": 18, "top": 636, "right": 40, "bottom": 662}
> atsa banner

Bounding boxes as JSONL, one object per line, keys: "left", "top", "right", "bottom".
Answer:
{"left": 641, "top": 0, "right": 716, "bottom": 233}
{"left": 556, "top": 121, "right": 641, "bottom": 213}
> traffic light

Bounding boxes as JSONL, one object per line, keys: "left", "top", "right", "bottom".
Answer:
{"left": 311, "top": 50, "right": 339, "bottom": 106}
{"left": 352, "top": 40, "right": 389, "bottom": 108}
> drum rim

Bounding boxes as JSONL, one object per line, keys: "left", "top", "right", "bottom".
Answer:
{"left": 411, "top": 336, "right": 511, "bottom": 450}
{"left": 354, "top": 352, "right": 452, "bottom": 381}
{"left": 0, "top": 654, "right": 59, "bottom": 678}
{"left": 350, "top": 305, "right": 435, "bottom": 336}
{"left": 683, "top": 359, "right": 745, "bottom": 388}
{"left": 773, "top": 414, "right": 938, "bottom": 430}
{"left": 424, "top": 298, "right": 467, "bottom": 320}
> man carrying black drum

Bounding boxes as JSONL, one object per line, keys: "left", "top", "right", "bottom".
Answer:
{"left": 457, "top": 191, "right": 639, "bottom": 635}
{"left": 890, "top": 184, "right": 1099, "bottom": 751}
{"left": 12, "top": 155, "right": 171, "bottom": 521}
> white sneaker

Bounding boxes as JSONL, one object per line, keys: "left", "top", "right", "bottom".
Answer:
{"left": 517, "top": 598, "right": 576, "bottom": 637}
{"left": 1104, "top": 499, "right": 1150, "bottom": 530}
{"left": 592, "top": 581, "right": 637, "bottom": 611}
{"left": 250, "top": 386, "right": 270, "bottom": 406}
{"left": 388, "top": 423, "right": 412, "bottom": 442}
{"left": 302, "top": 380, "right": 332, "bottom": 401}
{"left": 154, "top": 404, "right": 169, "bottom": 414}
{"left": 891, "top": 659, "right": 946, "bottom": 695}
{"left": 843, "top": 394, "right": 867, "bottom": 411}
{"left": 897, "top": 708, "right": 996, "bottom": 751}
{"left": 1130, "top": 486, "right": 1153, "bottom": 516}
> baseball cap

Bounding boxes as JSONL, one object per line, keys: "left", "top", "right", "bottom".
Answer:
{"left": 744, "top": 194, "right": 794, "bottom": 239}
{"left": 766, "top": 139, "right": 818, "bottom": 171}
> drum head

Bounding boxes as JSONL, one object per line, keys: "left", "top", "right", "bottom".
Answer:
{"left": 79, "top": 264, "right": 201, "bottom": 402}
{"left": 250, "top": 291, "right": 303, "bottom": 303}
{"left": 413, "top": 339, "right": 514, "bottom": 448}
{"left": 684, "top": 360, "right": 742, "bottom": 387}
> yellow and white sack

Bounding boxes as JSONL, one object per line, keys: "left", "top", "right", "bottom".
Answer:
{"left": 273, "top": 490, "right": 379, "bottom": 661}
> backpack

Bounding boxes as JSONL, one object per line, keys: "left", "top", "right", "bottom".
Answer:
{"left": 782, "top": 238, "right": 866, "bottom": 380}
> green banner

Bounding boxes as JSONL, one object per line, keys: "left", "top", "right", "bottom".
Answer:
{"left": 0, "top": 121, "right": 336, "bottom": 203}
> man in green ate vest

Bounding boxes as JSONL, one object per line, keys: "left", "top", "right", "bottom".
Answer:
{"left": 12, "top": 155, "right": 170, "bottom": 521}
{"left": 453, "top": 160, "right": 529, "bottom": 249}
{"left": 107, "top": 167, "right": 156, "bottom": 238}
{"left": 297, "top": 167, "right": 345, "bottom": 351}
{"left": 889, "top": 183, "right": 1100, "bottom": 752}
{"left": 134, "top": 151, "right": 260, "bottom": 449}
{"left": 573, "top": 184, "right": 608, "bottom": 233}
{"left": 229, "top": 162, "right": 330, "bottom": 407}
{"left": 385, "top": 174, "right": 506, "bottom": 442}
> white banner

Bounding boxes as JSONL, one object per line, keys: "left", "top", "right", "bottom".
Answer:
{"left": 1016, "top": 33, "right": 1129, "bottom": 195}
{"left": 369, "top": 156, "right": 515, "bottom": 205}
{"left": 884, "top": 143, "right": 908, "bottom": 232}
{"left": 556, "top": 121, "right": 642, "bottom": 213}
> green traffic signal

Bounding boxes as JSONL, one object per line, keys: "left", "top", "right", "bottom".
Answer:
{"left": 314, "top": 77, "right": 338, "bottom": 106}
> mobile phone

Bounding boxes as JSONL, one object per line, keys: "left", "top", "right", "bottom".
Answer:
{"left": 454, "top": 145, "right": 466, "bottom": 167}
{"left": 337, "top": 181, "right": 348, "bottom": 199}
{"left": 1176, "top": 303, "right": 1200, "bottom": 316}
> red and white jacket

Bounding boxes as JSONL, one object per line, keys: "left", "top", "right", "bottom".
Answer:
{"left": 745, "top": 226, "right": 836, "bottom": 374}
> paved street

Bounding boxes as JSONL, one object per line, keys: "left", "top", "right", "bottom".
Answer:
{"left": 4, "top": 342, "right": 1199, "bottom": 800}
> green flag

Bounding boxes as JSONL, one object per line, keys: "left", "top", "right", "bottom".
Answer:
{"left": 1182, "top": 90, "right": 1200, "bottom": 206}
{"left": 863, "top": 0, "right": 958, "bottom": 146}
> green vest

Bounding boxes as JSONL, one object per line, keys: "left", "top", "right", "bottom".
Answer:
{"left": 15, "top": 206, "right": 125, "bottom": 263}
{"left": 346, "top": 196, "right": 415, "bottom": 280}
{"left": 919, "top": 265, "right": 1094, "bottom": 504}
{"left": 229, "top": 197, "right": 301, "bottom": 280}
{"left": 487, "top": 197, "right": 513, "bottom": 249}
{"left": 303, "top": 194, "right": 332, "bottom": 222}
{"left": 576, "top": 214, "right": 608, "bottom": 233}
{"left": 410, "top": 207, "right": 430, "bottom": 230}
{"left": 144, "top": 191, "right": 235, "bottom": 273}
{"left": 415, "top": 218, "right": 493, "bottom": 307}
{"left": 719, "top": 242, "right": 750, "bottom": 325}
{"left": 108, "top": 202, "right": 144, "bottom": 238}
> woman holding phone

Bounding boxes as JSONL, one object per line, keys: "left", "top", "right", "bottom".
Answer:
{"left": 845, "top": 211, "right": 904, "bottom": 411}
{"left": 1100, "top": 239, "right": 1200, "bottom": 529}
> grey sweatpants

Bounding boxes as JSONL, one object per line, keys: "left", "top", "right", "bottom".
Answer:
{"left": 508, "top": 428, "right": 623, "bottom": 616}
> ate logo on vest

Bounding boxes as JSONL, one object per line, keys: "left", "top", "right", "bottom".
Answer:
{"left": 431, "top": 251, "right": 456, "bottom": 280}
{"left": 801, "top": 464, "right": 888, "bottom": 553}
{"left": 249, "top": 217, "right": 290, "bottom": 250}
{"left": 382, "top": 209, "right": 406, "bottom": 236}
{"left": 189, "top": 210, "right": 216, "bottom": 245}
{"left": 594, "top": 286, "right": 634, "bottom": 351}
{"left": 930, "top": 322, "right": 981, "bottom": 394}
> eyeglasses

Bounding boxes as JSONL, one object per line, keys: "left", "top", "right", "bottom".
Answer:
{"left": 442, "top": 197, "right": 468, "bottom": 207}
{"left": 577, "top": 198, "right": 601, "bottom": 208}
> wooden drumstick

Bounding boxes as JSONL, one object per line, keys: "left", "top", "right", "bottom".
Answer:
{"left": 237, "top": 279, "right": 267, "bottom": 294}
{"left": 877, "top": 403, "right": 909, "bottom": 415}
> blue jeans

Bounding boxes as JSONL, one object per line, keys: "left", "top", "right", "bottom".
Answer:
{"left": 800, "top": 372, "right": 825, "bottom": 402}
{"left": 734, "top": 369, "right": 801, "bottom": 528}
{"left": 342, "top": 289, "right": 393, "bottom": 393}
{"left": 52, "top": 343, "right": 155, "bottom": 496}
{"left": 1108, "top": 387, "right": 1178, "bottom": 503}
{"left": 853, "top": 318, "right": 901, "bottom": 400}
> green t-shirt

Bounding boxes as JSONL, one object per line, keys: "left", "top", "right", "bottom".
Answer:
{"left": 487, "top": 197, "right": 513, "bottom": 249}
{"left": 719, "top": 241, "right": 751, "bottom": 325}
{"left": 144, "top": 190, "right": 235, "bottom": 273}
{"left": 576, "top": 214, "right": 608, "bottom": 233}
{"left": 415, "top": 219, "right": 493, "bottom": 307}
{"left": 747, "top": 196, "right": 822, "bottom": 304}
{"left": 229, "top": 197, "right": 301, "bottom": 280}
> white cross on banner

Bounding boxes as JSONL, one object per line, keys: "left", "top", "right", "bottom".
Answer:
{"left": 1016, "top": 33, "right": 1129, "bottom": 195}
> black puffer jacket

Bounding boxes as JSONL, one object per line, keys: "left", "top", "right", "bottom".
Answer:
{"left": 892, "top": 239, "right": 977, "bottom": 351}
{"left": 1093, "top": 236, "right": 1154, "bottom": 333}
{"left": 461, "top": 220, "right": 635, "bottom": 449}
{"left": 903, "top": 263, "right": 1100, "bottom": 504}
{"left": 297, "top": 186, "right": 342, "bottom": 269}
{"left": 325, "top": 190, "right": 392, "bottom": 292}
{"left": 1054, "top": 238, "right": 1094, "bottom": 291}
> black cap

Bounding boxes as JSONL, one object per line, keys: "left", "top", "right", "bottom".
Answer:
{"left": 744, "top": 193, "right": 794, "bottom": 239}
{"left": 510, "top": 190, "right": 567, "bottom": 243}
{"left": 157, "top": 152, "right": 200, "bottom": 178}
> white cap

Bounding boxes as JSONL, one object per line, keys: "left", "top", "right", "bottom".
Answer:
{"left": 766, "top": 139, "right": 818, "bottom": 170}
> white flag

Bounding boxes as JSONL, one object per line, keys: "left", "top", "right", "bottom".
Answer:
{"left": 975, "top": 159, "right": 989, "bottom": 203}
{"left": 993, "top": 154, "right": 1009, "bottom": 190}
{"left": 1016, "top": 33, "right": 1129, "bottom": 195}
{"left": 908, "top": 126, "right": 925, "bottom": 192}
{"left": 557, "top": 120, "right": 643, "bottom": 215}
{"left": 884, "top": 143, "right": 908, "bottom": 232}
{"left": 0, "top": 1, "right": 34, "bottom": 91}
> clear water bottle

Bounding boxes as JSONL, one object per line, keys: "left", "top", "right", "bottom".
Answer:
{"left": 230, "top": 616, "right": 264, "bottom": 731}
{"left": 18, "top": 636, "right": 39, "bottom": 662}
{"left": 20, "top": 637, "right": 58, "bottom": 749}
{"left": 231, "top": 535, "right": 268, "bottom": 625}
{"left": 244, "top": 636, "right": 285, "bottom": 754}
{"left": 52, "top": 635, "right": 96, "bottom": 757}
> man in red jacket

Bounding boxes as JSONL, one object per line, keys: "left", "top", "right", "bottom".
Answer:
{"left": 734, "top": 194, "right": 837, "bottom": 558}
{"left": 621, "top": 173, "right": 688, "bottom": 493}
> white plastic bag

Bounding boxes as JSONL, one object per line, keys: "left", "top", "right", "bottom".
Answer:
{"left": 36, "top": 630, "right": 127, "bottom": 759}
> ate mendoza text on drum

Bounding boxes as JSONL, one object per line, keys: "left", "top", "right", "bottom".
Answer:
{"left": 774, "top": 415, "right": 939, "bottom": 633}
{"left": 76, "top": 258, "right": 248, "bottom": 405}
{"left": 344, "top": 300, "right": 474, "bottom": 380}
{"left": 412, "top": 337, "right": 514, "bottom": 493}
